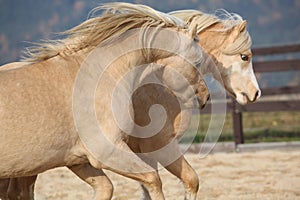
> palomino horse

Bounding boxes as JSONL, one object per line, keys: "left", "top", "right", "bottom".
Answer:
{"left": 121, "top": 9, "right": 262, "bottom": 200}
{"left": 0, "top": 3, "right": 210, "bottom": 200}
{"left": 0, "top": 7, "right": 261, "bottom": 200}
{"left": 68, "top": 8, "right": 262, "bottom": 200}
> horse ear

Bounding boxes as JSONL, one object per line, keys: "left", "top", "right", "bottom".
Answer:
{"left": 238, "top": 20, "right": 247, "bottom": 33}
{"left": 230, "top": 20, "right": 247, "bottom": 41}
{"left": 189, "top": 24, "right": 198, "bottom": 40}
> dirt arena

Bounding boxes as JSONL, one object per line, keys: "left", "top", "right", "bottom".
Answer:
{"left": 35, "top": 149, "right": 300, "bottom": 200}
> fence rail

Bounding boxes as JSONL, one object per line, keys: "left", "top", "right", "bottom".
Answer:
{"left": 201, "top": 43, "right": 300, "bottom": 146}
{"left": 252, "top": 43, "right": 300, "bottom": 55}
{"left": 253, "top": 59, "right": 300, "bottom": 72}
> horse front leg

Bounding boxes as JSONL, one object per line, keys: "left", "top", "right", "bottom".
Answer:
{"left": 112, "top": 169, "right": 163, "bottom": 200}
{"left": 135, "top": 139, "right": 198, "bottom": 200}
{"left": 138, "top": 138, "right": 199, "bottom": 200}
{"left": 140, "top": 183, "right": 151, "bottom": 200}
{"left": 137, "top": 153, "right": 199, "bottom": 200}
{"left": 68, "top": 163, "right": 113, "bottom": 200}
{"left": 164, "top": 155, "right": 199, "bottom": 200}
{"left": 86, "top": 140, "right": 165, "bottom": 200}
{"left": 128, "top": 137, "right": 163, "bottom": 200}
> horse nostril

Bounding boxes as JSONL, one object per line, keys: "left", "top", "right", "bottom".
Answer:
{"left": 253, "top": 90, "right": 259, "bottom": 101}
{"left": 207, "top": 94, "right": 210, "bottom": 102}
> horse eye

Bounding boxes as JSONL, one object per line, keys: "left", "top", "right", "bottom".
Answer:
{"left": 241, "top": 54, "right": 249, "bottom": 61}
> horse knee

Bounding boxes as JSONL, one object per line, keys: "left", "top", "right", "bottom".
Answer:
{"left": 86, "top": 175, "right": 113, "bottom": 200}
{"left": 95, "top": 179, "right": 114, "bottom": 199}
{"left": 143, "top": 172, "right": 162, "bottom": 189}
{"left": 183, "top": 169, "right": 199, "bottom": 193}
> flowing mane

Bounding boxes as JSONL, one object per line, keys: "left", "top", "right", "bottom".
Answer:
{"left": 23, "top": 3, "right": 187, "bottom": 63}
{"left": 170, "top": 9, "right": 252, "bottom": 55}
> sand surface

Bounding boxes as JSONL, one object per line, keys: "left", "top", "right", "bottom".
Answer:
{"left": 35, "top": 150, "right": 300, "bottom": 200}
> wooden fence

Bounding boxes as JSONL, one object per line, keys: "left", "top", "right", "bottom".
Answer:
{"left": 201, "top": 43, "right": 300, "bottom": 146}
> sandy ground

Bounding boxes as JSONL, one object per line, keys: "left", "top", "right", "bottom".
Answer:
{"left": 35, "top": 149, "right": 300, "bottom": 200}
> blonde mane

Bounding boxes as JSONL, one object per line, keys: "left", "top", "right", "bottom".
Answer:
{"left": 170, "top": 9, "right": 252, "bottom": 55}
{"left": 23, "top": 3, "right": 187, "bottom": 63}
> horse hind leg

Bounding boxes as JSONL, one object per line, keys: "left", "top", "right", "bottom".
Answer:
{"left": 0, "top": 178, "right": 10, "bottom": 200}
{"left": 68, "top": 163, "right": 113, "bottom": 200}
{"left": 6, "top": 176, "right": 37, "bottom": 200}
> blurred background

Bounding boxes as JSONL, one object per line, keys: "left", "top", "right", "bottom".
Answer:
{"left": 1, "top": 0, "right": 299, "bottom": 64}
{"left": 1, "top": 0, "right": 300, "bottom": 144}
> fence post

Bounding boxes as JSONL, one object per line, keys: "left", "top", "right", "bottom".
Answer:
{"left": 231, "top": 99, "right": 244, "bottom": 146}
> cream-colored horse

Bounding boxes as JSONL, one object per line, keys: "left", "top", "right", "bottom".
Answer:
{"left": 1, "top": 7, "right": 261, "bottom": 200}
{"left": 0, "top": 3, "right": 209, "bottom": 200}
{"left": 127, "top": 9, "right": 261, "bottom": 200}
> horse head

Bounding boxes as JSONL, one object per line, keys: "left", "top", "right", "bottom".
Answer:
{"left": 212, "top": 20, "right": 261, "bottom": 104}
{"left": 171, "top": 10, "right": 261, "bottom": 105}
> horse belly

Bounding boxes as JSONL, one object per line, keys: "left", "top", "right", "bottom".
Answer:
{"left": 0, "top": 110, "right": 75, "bottom": 177}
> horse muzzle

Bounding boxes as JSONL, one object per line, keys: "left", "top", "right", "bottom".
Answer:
{"left": 196, "top": 92, "right": 210, "bottom": 109}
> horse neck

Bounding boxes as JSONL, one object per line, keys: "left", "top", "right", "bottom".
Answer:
{"left": 45, "top": 39, "right": 173, "bottom": 85}
{"left": 100, "top": 48, "right": 168, "bottom": 86}
{"left": 197, "top": 46, "right": 222, "bottom": 82}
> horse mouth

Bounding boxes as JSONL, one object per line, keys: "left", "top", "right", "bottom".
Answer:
{"left": 241, "top": 92, "right": 258, "bottom": 104}
{"left": 242, "top": 93, "right": 251, "bottom": 104}
{"left": 198, "top": 98, "right": 206, "bottom": 109}
{"left": 196, "top": 95, "right": 209, "bottom": 109}
{"left": 231, "top": 91, "right": 253, "bottom": 105}
{"left": 237, "top": 92, "right": 258, "bottom": 105}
